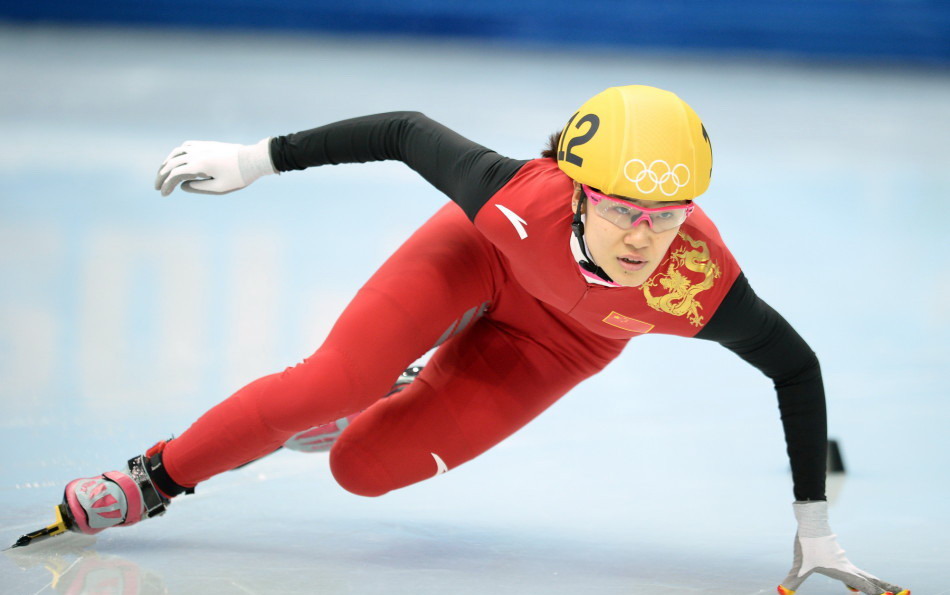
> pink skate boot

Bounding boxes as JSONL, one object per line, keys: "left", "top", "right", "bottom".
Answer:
{"left": 62, "top": 453, "right": 172, "bottom": 535}
{"left": 9, "top": 443, "right": 190, "bottom": 548}
{"left": 284, "top": 365, "right": 423, "bottom": 453}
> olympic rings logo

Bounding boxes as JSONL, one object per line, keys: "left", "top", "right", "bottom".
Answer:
{"left": 623, "top": 159, "right": 690, "bottom": 196}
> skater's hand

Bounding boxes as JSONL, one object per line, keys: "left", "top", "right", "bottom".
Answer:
{"left": 154, "top": 138, "right": 276, "bottom": 196}
{"left": 778, "top": 501, "right": 909, "bottom": 595}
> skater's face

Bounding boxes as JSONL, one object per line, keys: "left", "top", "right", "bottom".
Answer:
{"left": 571, "top": 181, "right": 686, "bottom": 288}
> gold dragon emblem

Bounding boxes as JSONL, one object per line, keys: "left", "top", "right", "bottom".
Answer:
{"left": 642, "top": 232, "right": 721, "bottom": 327}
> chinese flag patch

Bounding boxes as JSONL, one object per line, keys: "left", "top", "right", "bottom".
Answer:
{"left": 602, "top": 311, "right": 654, "bottom": 334}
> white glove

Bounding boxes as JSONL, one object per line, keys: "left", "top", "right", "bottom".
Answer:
{"left": 154, "top": 138, "right": 276, "bottom": 196}
{"left": 779, "top": 501, "right": 909, "bottom": 595}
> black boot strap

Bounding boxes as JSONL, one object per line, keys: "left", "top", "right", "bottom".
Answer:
{"left": 127, "top": 455, "right": 169, "bottom": 519}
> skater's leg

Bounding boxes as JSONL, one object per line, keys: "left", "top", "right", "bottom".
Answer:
{"left": 59, "top": 204, "right": 501, "bottom": 534}
{"left": 160, "top": 203, "right": 499, "bottom": 487}
{"left": 329, "top": 315, "right": 624, "bottom": 497}
{"left": 283, "top": 365, "right": 423, "bottom": 453}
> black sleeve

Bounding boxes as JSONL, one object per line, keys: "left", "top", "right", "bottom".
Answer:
{"left": 269, "top": 111, "right": 528, "bottom": 220}
{"left": 695, "top": 272, "right": 827, "bottom": 501}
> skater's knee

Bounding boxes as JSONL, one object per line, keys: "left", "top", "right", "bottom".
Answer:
{"left": 329, "top": 440, "right": 394, "bottom": 498}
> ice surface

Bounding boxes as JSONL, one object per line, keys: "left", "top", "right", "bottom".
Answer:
{"left": 1, "top": 24, "right": 948, "bottom": 594}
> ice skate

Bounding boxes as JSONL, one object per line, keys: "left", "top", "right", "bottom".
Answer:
{"left": 7, "top": 454, "right": 169, "bottom": 549}
{"left": 284, "top": 365, "right": 423, "bottom": 453}
{"left": 8, "top": 453, "right": 172, "bottom": 549}
{"left": 62, "top": 454, "right": 170, "bottom": 536}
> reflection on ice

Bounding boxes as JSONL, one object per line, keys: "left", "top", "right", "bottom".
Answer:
{"left": 5, "top": 533, "right": 168, "bottom": 595}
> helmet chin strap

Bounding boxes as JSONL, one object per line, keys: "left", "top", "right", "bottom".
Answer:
{"left": 571, "top": 196, "right": 614, "bottom": 283}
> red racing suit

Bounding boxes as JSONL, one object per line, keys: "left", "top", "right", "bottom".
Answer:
{"left": 157, "top": 113, "right": 827, "bottom": 502}
{"left": 476, "top": 159, "right": 739, "bottom": 339}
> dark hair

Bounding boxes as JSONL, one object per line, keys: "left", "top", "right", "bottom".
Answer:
{"left": 540, "top": 130, "right": 562, "bottom": 159}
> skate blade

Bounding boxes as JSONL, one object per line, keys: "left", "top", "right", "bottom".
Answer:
{"left": 5, "top": 504, "right": 72, "bottom": 550}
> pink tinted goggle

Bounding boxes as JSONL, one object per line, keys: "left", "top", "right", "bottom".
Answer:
{"left": 582, "top": 185, "right": 693, "bottom": 232}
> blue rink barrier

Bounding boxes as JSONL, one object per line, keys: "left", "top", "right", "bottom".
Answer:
{"left": 1, "top": 0, "right": 948, "bottom": 64}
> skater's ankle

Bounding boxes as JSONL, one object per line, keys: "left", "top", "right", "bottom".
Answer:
{"left": 143, "top": 441, "right": 194, "bottom": 500}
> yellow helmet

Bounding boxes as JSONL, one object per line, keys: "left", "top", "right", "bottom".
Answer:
{"left": 556, "top": 85, "right": 712, "bottom": 201}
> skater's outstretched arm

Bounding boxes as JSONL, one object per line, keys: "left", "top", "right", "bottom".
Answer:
{"left": 155, "top": 112, "right": 527, "bottom": 220}
{"left": 696, "top": 272, "right": 826, "bottom": 502}
{"left": 696, "top": 275, "right": 909, "bottom": 595}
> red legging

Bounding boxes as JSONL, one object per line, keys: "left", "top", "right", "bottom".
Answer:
{"left": 163, "top": 203, "right": 627, "bottom": 496}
